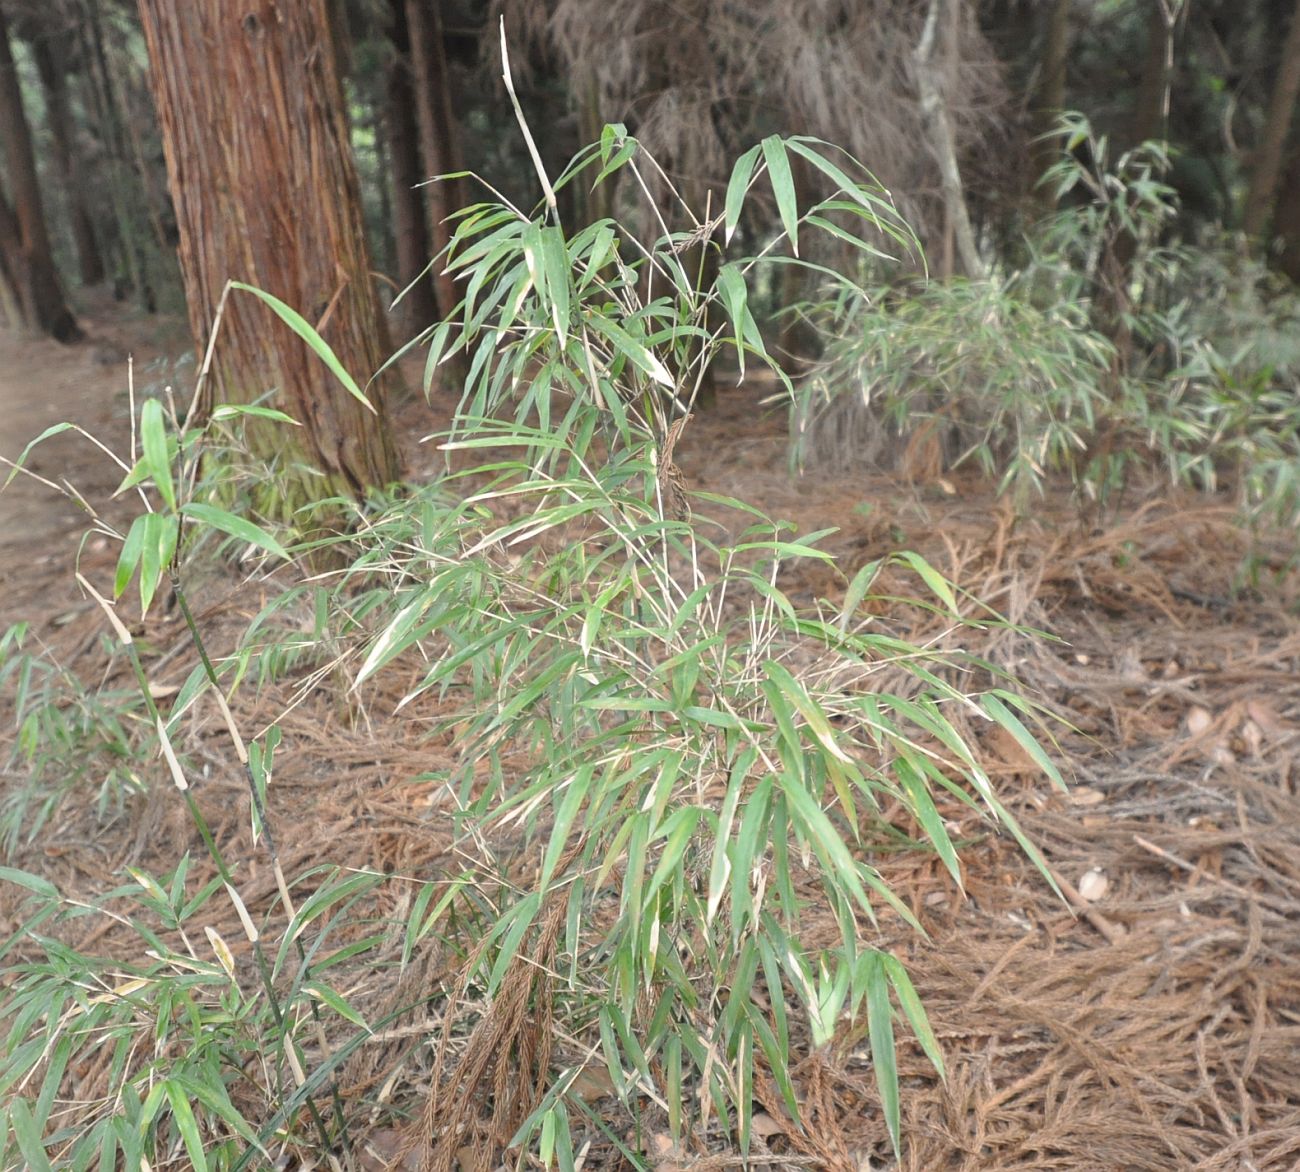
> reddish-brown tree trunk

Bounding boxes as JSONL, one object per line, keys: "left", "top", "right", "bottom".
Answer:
{"left": 137, "top": 0, "right": 400, "bottom": 502}
{"left": 405, "top": 0, "right": 463, "bottom": 321}
{"left": 0, "top": 7, "right": 81, "bottom": 341}
{"left": 30, "top": 27, "right": 106, "bottom": 287}
{"left": 1243, "top": 0, "right": 1300, "bottom": 241}
{"left": 386, "top": 0, "right": 438, "bottom": 334}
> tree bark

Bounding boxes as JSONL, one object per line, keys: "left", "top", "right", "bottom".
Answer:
{"left": 0, "top": 6, "right": 81, "bottom": 341}
{"left": 386, "top": 0, "right": 438, "bottom": 334}
{"left": 1028, "top": 0, "right": 1070, "bottom": 200}
{"left": 405, "top": 0, "right": 463, "bottom": 322}
{"left": 1269, "top": 144, "right": 1300, "bottom": 282}
{"left": 79, "top": 0, "right": 152, "bottom": 310}
{"left": 1129, "top": 0, "right": 1178, "bottom": 148}
{"left": 913, "top": 0, "right": 986, "bottom": 280}
{"left": 30, "top": 27, "right": 105, "bottom": 287}
{"left": 1242, "top": 0, "right": 1300, "bottom": 240}
{"left": 137, "top": 0, "right": 400, "bottom": 503}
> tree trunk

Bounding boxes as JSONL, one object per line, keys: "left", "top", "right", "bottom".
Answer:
{"left": 0, "top": 7, "right": 81, "bottom": 341}
{"left": 79, "top": 0, "right": 152, "bottom": 310}
{"left": 30, "top": 27, "right": 105, "bottom": 287}
{"left": 386, "top": 0, "right": 438, "bottom": 335}
{"left": 912, "top": 0, "right": 986, "bottom": 280}
{"left": 1129, "top": 0, "right": 1176, "bottom": 148}
{"left": 1242, "top": 0, "right": 1300, "bottom": 241}
{"left": 405, "top": 0, "right": 463, "bottom": 322}
{"left": 137, "top": 0, "right": 400, "bottom": 504}
{"left": 1269, "top": 144, "right": 1300, "bottom": 282}
{"left": 1028, "top": 0, "right": 1070, "bottom": 201}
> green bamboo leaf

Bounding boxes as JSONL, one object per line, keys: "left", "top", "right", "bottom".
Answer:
{"left": 7, "top": 1099, "right": 53, "bottom": 1172}
{"left": 731, "top": 777, "right": 774, "bottom": 932}
{"left": 210, "top": 404, "right": 301, "bottom": 426}
{"left": 716, "top": 264, "right": 769, "bottom": 380}
{"left": 838, "top": 557, "right": 882, "bottom": 632}
{"left": 594, "top": 132, "right": 638, "bottom": 187}
{"left": 171, "top": 1074, "right": 266, "bottom": 1155}
{"left": 288, "top": 869, "right": 383, "bottom": 941}
{"left": 724, "top": 144, "right": 762, "bottom": 245}
{"left": 304, "top": 981, "right": 372, "bottom": 1032}
{"left": 587, "top": 316, "right": 673, "bottom": 386}
{"left": 643, "top": 807, "right": 703, "bottom": 904}
{"left": 895, "top": 756, "right": 962, "bottom": 886}
{"left": 0, "top": 866, "right": 59, "bottom": 900}
{"left": 539, "top": 766, "right": 593, "bottom": 892}
{"left": 139, "top": 398, "right": 175, "bottom": 511}
{"left": 882, "top": 953, "right": 945, "bottom": 1076}
{"left": 486, "top": 891, "right": 542, "bottom": 995}
{"left": 181, "top": 503, "right": 290, "bottom": 561}
{"left": 763, "top": 660, "right": 853, "bottom": 763}
{"left": 540, "top": 225, "right": 571, "bottom": 346}
{"left": 864, "top": 954, "right": 901, "bottom": 1155}
{"left": 786, "top": 137, "right": 910, "bottom": 243}
{"left": 776, "top": 774, "right": 872, "bottom": 913}
{"left": 115, "top": 513, "right": 148, "bottom": 600}
{"left": 981, "top": 692, "right": 1065, "bottom": 790}
{"left": 139, "top": 512, "right": 179, "bottom": 614}
{"left": 164, "top": 1082, "right": 208, "bottom": 1172}
{"left": 707, "top": 750, "right": 753, "bottom": 923}
{"left": 761, "top": 136, "right": 800, "bottom": 257}
{"left": 3, "top": 422, "right": 72, "bottom": 488}
{"left": 229, "top": 281, "right": 375, "bottom": 413}
{"left": 892, "top": 550, "right": 961, "bottom": 616}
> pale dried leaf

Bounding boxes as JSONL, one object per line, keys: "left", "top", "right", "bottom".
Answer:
{"left": 1077, "top": 868, "right": 1109, "bottom": 902}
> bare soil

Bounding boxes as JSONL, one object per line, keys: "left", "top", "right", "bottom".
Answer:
{"left": 1, "top": 307, "right": 1298, "bottom": 1171}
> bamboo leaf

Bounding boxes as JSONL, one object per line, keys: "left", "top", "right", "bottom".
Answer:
{"left": 761, "top": 136, "right": 800, "bottom": 257}
{"left": 723, "top": 144, "right": 762, "bottom": 245}
{"left": 181, "top": 503, "right": 290, "bottom": 561}
{"left": 864, "top": 954, "right": 901, "bottom": 1155}
{"left": 139, "top": 399, "right": 175, "bottom": 511}
{"left": 230, "top": 281, "right": 376, "bottom": 414}
{"left": 164, "top": 1081, "right": 208, "bottom": 1172}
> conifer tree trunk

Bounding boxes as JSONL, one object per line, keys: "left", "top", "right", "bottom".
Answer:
{"left": 0, "top": 6, "right": 81, "bottom": 341}
{"left": 30, "top": 28, "right": 105, "bottom": 287}
{"left": 1242, "top": 0, "right": 1300, "bottom": 241}
{"left": 137, "top": 0, "right": 400, "bottom": 502}
{"left": 405, "top": 0, "right": 463, "bottom": 322}
{"left": 386, "top": 0, "right": 438, "bottom": 334}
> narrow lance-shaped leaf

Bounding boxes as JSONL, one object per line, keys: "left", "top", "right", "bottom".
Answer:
{"left": 761, "top": 136, "right": 800, "bottom": 257}
{"left": 724, "top": 143, "right": 762, "bottom": 245}
{"left": 181, "top": 503, "right": 290, "bottom": 561}
{"left": 139, "top": 398, "right": 175, "bottom": 511}
{"left": 229, "top": 281, "right": 376, "bottom": 414}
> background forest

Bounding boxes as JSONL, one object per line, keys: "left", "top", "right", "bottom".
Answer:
{"left": 2, "top": 2, "right": 1300, "bottom": 1172}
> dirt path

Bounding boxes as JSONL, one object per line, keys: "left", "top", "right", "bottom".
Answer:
{"left": 0, "top": 304, "right": 190, "bottom": 547}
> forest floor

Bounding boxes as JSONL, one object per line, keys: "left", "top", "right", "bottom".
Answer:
{"left": 1, "top": 304, "right": 1299, "bottom": 1172}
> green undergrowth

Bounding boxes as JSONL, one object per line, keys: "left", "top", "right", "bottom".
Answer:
{"left": 792, "top": 114, "right": 1300, "bottom": 552}
{"left": 0, "top": 123, "right": 1067, "bottom": 1170}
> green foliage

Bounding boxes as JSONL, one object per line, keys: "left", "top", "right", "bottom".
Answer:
{"left": 0, "top": 857, "right": 403, "bottom": 1171}
{"left": 794, "top": 114, "right": 1300, "bottom": 539}
{"left": 1, "top": 129, "right": 1065, "bottom": 1167}
{"left": 792, "top": 275, "right": 1115, "bottom": 507}
{"left": 348, "top": 128, "right": 1062, "bottom": 1161}
{"left": 0, "top": 624, "right": 146, "bottom": 858}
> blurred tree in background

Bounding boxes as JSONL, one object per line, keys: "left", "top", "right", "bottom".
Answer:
{"left": 0, "top": 0, "right": 1297, "bottom": 479}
